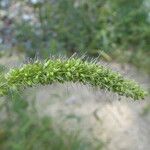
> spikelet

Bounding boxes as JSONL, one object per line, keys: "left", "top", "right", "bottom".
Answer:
{"left": 0, "top": 58, "right": 147, "bottom": 100}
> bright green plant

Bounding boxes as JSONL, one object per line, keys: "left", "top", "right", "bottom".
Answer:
{"left": 0, "top": 58, "right": 147, "bottom": 100}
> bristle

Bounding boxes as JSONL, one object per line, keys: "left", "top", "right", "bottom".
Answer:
{"left": 0, "top": 57, "right": 147, "bottom": 100}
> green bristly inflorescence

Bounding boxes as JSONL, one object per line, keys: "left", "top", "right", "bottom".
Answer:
{"left": 0, "top": 58, "right": 147, "bottom": 100}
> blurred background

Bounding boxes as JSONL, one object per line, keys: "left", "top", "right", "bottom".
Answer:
{"left": 0, "top": 0, "right": 150, "bottom": 150}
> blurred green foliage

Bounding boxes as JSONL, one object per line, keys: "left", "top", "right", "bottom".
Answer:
{"left": 14, "top": 0, "right": 149, "bottom": 55}
{"left": 9, "top": 0, "right": 149, "bottom": 73}
{"left": 0, "top": 90, "right": 104, "bottom": 150}
{"left": 0, "top": 0, "right": 149, "bottom": 72}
